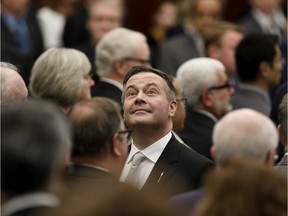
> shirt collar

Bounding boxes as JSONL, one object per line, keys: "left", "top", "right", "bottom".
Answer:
{"left": 128, "top": 132, "right": 172, "bottom": 163}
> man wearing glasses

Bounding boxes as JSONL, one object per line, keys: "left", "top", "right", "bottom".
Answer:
{"left": 176, "top": 57, "right": 234, "bottom": 160}
{"left": 67, "top": 97, "right": 130, "bottom": 196}
{"left": 91, "top": 27, "right": 151, "bottom": 106}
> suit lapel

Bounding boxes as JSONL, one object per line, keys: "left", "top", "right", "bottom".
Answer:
{"left": 142, "top": 135, "right": 180, "bottom": 191}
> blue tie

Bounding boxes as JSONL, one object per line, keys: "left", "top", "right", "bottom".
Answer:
{"left": 14, "top": 18, "right": 30, "bottom": 54}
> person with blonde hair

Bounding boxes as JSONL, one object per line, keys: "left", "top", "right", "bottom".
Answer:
{"left": 29, "top": 48, "right": 94, "bottom": 113}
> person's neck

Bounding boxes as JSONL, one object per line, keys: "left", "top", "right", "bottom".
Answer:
{"left": 242, "top": 80, "right": 269, "bottom": 91}
{"left": 132, "top": 126, "right": 171, "bottom": 150}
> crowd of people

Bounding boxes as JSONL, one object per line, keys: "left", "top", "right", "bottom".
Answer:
{"left": 1, "top": 0, "right": 287, "bottom": 215}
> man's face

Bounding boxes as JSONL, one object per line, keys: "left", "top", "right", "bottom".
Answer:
{"left": 265, "top": 46, "right": 283, "bottom": 87}
{"left": 172, "top": 79, "right": 186, "bottom": 132}
{"left": 87, "top": 2, "right": 122, "bottom": 43}
{"left": 209, "top": 70, "right": 234, "bottom": 119}
{"left": 217, "top": 30, "right": 243, "bottom": 76}
{"left": 192, "top": 0, "right": 222, "bottom": 34}
{"left": 123, "top": 72, "right": 176, "bottom": 130}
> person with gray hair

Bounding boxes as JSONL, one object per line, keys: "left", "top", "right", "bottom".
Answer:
{"left": 275, "top": 94, "right": 287, "bottom": 175}
{"left": 29, "top": 48, "right": 95, "bottom": 113}
{"left": 1, "top": 99, "right": 71, "bottom": 216}
{"left": 91, "top": 27, "right": 151, "bottom": 105}
{"left": 211, "top": 108, "right": 278, "bottom": 166}
{"left": 67, "top": 97, "right": 129, "bottom": 193}
{"left": 176, "top": 57, "right": 234, "bottom": 159}
{"left": 1, "top": 62, "right": 28, "bottom": 106}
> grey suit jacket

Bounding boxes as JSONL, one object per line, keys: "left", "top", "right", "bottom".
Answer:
{"left": 158, "top": 34, "right": 202, "bottom": 76}
{"left": 141, "top": 135, "right": 213, "bottom": 198}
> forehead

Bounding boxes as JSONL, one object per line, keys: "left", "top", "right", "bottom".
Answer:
{"left": 125, "top": 72, "right": 166, "bottom": 89}
{"left": 215, "top": 69, "right": 227, "bottom": 82}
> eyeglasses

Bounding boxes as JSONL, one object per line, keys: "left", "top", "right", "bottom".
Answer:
{"left": 208, "top": 81, "right": 232, "bottom": 91}
{"left": 175, "top": 97, "right": 187, "bottom": 106}
{"left": 123, "top": 57, "right": 150, "bottom": 65}
{"left": 118, "top": 129, "right": 132, "bottom": 142}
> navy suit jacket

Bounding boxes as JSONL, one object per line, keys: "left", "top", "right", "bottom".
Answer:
{"left": 141, "top": 135, "right": 213, "bottom": 198}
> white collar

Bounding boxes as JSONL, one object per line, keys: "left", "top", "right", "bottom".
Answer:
{"left": 2, "top": 192, "right": 60, "bottom": 216}
{"left": 128, "top": 132, "right": 172, "bottom": 163}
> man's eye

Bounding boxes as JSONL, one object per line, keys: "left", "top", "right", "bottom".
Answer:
{"left": 147, "top": 90, "right": 157, "bottom": 95}
{"left": 127, "top": 92, "right": 136, "bottom": 97}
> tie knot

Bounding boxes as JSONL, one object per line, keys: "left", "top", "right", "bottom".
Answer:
{"left": 131, "top": 152, "right": 146, "bottom": 167}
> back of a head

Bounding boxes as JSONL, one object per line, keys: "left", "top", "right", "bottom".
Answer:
{"left": 96, "top": 27, "right": 147, "bottom": 77}
{"left": 1, "top": 100, "right": 71, "bottom": 195}
{"left": 1, "top": 62, "right": 28, "bottom": 106}
{"left": 193, "top": 158, "right": 287, "bottom": 216}
{"left": 68, "top": 97, "right": 122, "bottom": 158}
{"left": 212, "top": 108, "right": 278, "bottom": 164}
{"left": 176, "top": 57, "right": 224, "bottom": 107}
{"left": 235, "top": 33, "right": 277, "bottom": 82}
{"left": 29, "top": 48, "right": 91, "bottom": 108}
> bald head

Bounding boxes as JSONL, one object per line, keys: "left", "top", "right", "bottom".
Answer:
{"left": 1, "top": 62, "right": 28, "bottom": 106}
{"left": 212, "top": 109, "right": 278, "bottom": 165}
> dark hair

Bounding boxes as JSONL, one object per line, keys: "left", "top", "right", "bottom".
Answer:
{"left": 122, "top": 65, "right": 176, "bottom": 102}
{"left": 1, "top": 99, "right": 71, "bottom": 194}
{"left": 235, "top": 33, "right": 278, "bottom": 81}
{"left": 68, "top": 97, "right": 122, "bottom": 157}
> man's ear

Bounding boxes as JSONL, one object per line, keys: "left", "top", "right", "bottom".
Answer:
{"left": 210, "top": 145, "right": 216, "bottom": 161}
{"left": 259, "top": 61, "right": 271, "bottom": 79}
{"left": 169, "top": 100, "right": 177, "bottom": 117}
{"left": 201, "top": 90, "right": 213, "bottom": 108}
{"left": 265, "top": 149, "right": 277, "bottom": 167}
{"left": 111, "top": 134, "right": 123, "bottom": 156}
{"left": 207, "top": 45, "right": 221, "bottom": 59}
{"left": 277, "top": 124, "right": 286, "bottom": 145}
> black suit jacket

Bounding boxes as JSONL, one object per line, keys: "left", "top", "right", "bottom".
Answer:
{"left": 91, "top": 80, "right": 122, "bottom": 105}
{"left": 141, "top": 135, "right": 213, "bottom": 198}
{"left": 178, "top": 108, "right": 215, "bottom": 160}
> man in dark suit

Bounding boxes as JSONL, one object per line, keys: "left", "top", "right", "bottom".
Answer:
{"left": 1, "top": 100, "right": 71, "bottom": 216}
{"left": 91, "top": 27, "right": 151, "bottom": 105}
{"left": 67, "top": 97, "right": 129, "bottom": 196}
{"left": 176, "top": 58, "right": 234, "bottom": 160}
{"left": 158, "top": 0, "right": 223, "bottom": 75}
{"left": 275, "top": 94, "right": 287, "bottom": 176}
{"left": 119, "top": 66, "right": 213, "bottom": 199}
{"left": 1, "top": 0, "right": 44, "bottom": 85}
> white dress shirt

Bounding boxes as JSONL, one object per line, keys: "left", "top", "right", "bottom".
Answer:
{"left": 119, "top": 132, "right": 172, "bottom": 189}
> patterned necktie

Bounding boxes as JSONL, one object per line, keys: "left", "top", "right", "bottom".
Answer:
{"left": 125, "top": 152, "right": 146, "bottom": 189}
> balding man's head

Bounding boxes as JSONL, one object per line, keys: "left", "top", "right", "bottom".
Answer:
{"left": 211, "top": 109, "right": 278, "bottom": 166}
{"left": 1, "top": 62, "right": 28, "bottom": 106}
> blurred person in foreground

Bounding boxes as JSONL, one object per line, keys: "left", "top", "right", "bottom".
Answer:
{"left": 29, "top": 47, "right": 94, "bottom": 113}
{"left": 67, "top": 97, "right": 129, "bottom": 197}
{"left": 1, "top": 100, "right": 71, "bottom": 216}
{"left": 193, "top": 158, "right": 287, "bottom": 216}
{"left": 170, "top": 108, "right": 279, "bottom": 216}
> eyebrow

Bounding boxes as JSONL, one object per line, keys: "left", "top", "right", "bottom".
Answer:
{"left": 125, "top": 82, "right": 159, "bottom": 91}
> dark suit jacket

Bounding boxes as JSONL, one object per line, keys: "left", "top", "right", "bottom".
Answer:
{"left": 178, "top": 108, "right": 215, "bottom": 160}
{"left": 91, "top": 80, "right": 122, "bottom": 105}
{"left": 1, "top": 14, "right": 44, "bottom": 84}
{"left": 158, "top": 34, "right": 202, "bottom": 76}
{"left": 141, "top": 135, "right": 213, "bottom": 198}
